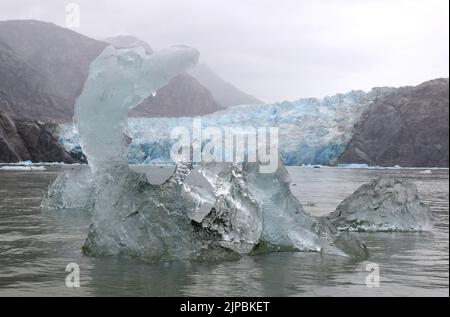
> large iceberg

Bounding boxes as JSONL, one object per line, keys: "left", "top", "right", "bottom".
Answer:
{"left": 44, "top": 43, "right": 433, "bottom": 266}
{"left": 45, "top": 45, "right": 369, "bottom": 263}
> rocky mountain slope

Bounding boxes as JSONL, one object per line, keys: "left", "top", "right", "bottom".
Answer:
{"left": 0, "top": 20, "right": 259, "bottom": 121}
{"left": 0, "top": 20, "right": 106, "bottom": 121}
{"left": 188, "top": 64, "right": 263, "bottom": 107}
{"left": 338, "top": 79, "right": 449, "bottom": 167}
{"left": 0, "top": 111, "right": 80, "bottom": 163}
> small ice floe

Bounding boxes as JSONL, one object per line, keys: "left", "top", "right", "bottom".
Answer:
{"left": 40, "top": 168, "right": 94, "bottom": 209}
{"left": 0, "top": 165, "right": 46, "bottom": 171}
{"left": 419, "top": 169, "right": 432, "bottom": 174}
{"left": 336, "top": 163, "right": 370, "bottom": 169}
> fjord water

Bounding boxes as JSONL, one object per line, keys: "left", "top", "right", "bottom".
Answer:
{"left": 0, "top": 166, "right": 448, "bottom": 296}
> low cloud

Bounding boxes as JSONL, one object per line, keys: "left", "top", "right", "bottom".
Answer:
{"left": 1, "top": 0, "right": 448, "bottom": 102}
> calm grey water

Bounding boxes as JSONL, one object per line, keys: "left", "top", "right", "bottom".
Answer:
{"left": 0, "top": 166, "right": 448, "bottom": 297}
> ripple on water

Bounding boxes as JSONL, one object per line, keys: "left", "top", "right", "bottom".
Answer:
{"left": 0, "top": 167, "right": 448, "bottom": 296}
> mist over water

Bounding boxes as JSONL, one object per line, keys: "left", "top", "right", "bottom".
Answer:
{"left": 0, "top": 166, "right": 447, "bottom": 296}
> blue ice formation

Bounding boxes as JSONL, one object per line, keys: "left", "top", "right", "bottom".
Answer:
{"left": 58, "top": 88, "right": 390, "bottom": 166}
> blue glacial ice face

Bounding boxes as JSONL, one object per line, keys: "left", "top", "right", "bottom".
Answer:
{"left": 59, "top": 88, "right": 391, "bottom": 167}
{"left": 126, "top": 92, "right": 373, "bottom": 166}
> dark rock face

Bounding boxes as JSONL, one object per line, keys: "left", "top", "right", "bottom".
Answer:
{"left": 0, "top": 111, "right": 30, "bottom": 161}
{"left": 338, "top": 79, "right": 449, "bottom": 167}
{"left": 0, "top": 111, "right": 79, "bottom": 163}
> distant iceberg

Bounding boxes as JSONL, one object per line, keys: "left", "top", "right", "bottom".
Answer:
{"left": 336, "top": 163, "right": 370, "bottom": 169}
{"left": 0, "top": 165, "right": 46, "bottom": 171}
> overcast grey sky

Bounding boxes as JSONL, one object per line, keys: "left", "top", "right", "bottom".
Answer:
{"left": 1, "top": 0, "right": 448, "bottom": 102}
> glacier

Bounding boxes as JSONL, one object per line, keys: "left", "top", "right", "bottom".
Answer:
{"left": 46, "top": 45, "right": 370, "bottom": 263}
{"left": 58, "top": 88, "right": 393, "bottom": 167}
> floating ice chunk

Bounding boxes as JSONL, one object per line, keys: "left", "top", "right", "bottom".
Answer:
{"left": 194, "top": 163, "right": 263, "bottom": 254}
{"left": 327, "top": 176, "right": 432, "bottom": 232}
{"left": 40, "top": 167, "right": 94, "bottom": 209}
{"left": 196, "top": 161, "right": 368, "bottom": 258}
{"left": 336, "top": 163, "right": 370, "bottom": 169}
{"left": 243, "top": 162, "right": 367, "bottom": 257}
{"left": 40, "top": 161, "right": 368, "bottom": 259}
{"left": 0, "top": 165, "right": 46, "bottom": 171}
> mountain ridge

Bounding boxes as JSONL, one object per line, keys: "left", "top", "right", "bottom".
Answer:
{"left": 0, "top": 20, "right": 261, "bottom": 121}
